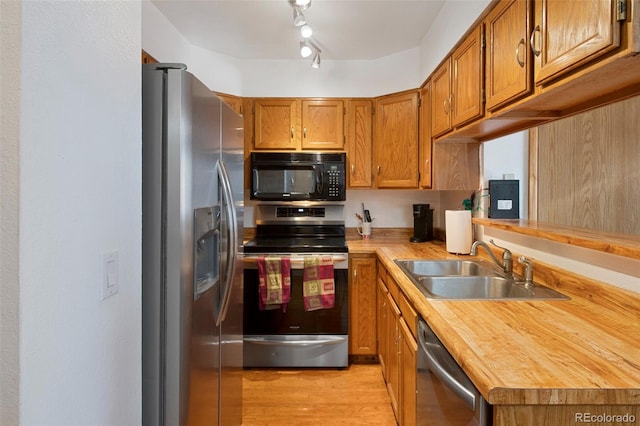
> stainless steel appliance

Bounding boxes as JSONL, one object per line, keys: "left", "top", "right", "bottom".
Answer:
{"left": 243, "top": 204, "right": 349, "bottom": 368}
{"left": 142, "top": 63, "right": 244, "bottom": 426}
{"left": 250, "top": 152, "right": 346, "bottom": 201}
{"left": 417, "top": 318, "right": 492, "bottom": 425}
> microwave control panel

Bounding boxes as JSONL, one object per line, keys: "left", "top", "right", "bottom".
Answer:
{"left": 327, "top": 168, "right": 344, "bottom": 199}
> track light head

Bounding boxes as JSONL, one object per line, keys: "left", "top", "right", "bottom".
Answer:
{"left": 311, "top": 52, "right": 321, "bottom": 68}
{"left": 293, "top": 8, "right": 306, "bottom": 27}
{"left": 300, "top": 24, "right": 312, "bottom": 38}
{"left": 300, "top": 41, "right": 313, "bottom": 58}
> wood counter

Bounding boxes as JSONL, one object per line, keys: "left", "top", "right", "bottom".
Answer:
{"left": 347, "top": 238, "right": 640, "bottom": 418}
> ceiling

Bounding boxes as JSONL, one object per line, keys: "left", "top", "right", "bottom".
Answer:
{"left": 151, "top": 0, "right": 447, "bottom": 61}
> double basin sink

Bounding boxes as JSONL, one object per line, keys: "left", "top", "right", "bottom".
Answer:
{"left": 394, "top": 259, "right": 569, "bottom": 300}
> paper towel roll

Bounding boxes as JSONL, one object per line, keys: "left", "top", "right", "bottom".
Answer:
{"left": 445, "top": 210, "right": 472, "bottom": 254}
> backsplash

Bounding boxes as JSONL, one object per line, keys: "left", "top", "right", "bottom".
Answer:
{"left": 244, "top": 189, "right": 473, "bottom": 231}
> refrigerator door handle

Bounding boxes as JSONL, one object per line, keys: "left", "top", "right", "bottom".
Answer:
{"left": 216, "top": 159, "right": 238, "bottom": 326}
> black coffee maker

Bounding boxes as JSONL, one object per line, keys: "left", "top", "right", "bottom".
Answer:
{"left": 410, "top": 204, "right": 434, "bottom": 242}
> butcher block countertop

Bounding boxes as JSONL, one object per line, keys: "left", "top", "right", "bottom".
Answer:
{"left": 347, "top": 237, "right": 640, "bottom": 407}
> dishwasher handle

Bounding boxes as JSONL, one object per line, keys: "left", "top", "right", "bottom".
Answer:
{"left": 418, "top": 322, "right": 477, "bottom": 410}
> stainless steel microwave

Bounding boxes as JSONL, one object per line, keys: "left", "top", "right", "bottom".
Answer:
{"left": 250, "top": 152, "right": 346, "bottom": 201}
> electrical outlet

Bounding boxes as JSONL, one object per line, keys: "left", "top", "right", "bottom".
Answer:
{"left": 102, "top": 251, "right": 119, "bottom": 300}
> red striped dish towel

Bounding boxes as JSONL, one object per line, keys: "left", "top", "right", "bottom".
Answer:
{"left": 257, "top": 257, "right": 291, "bottom": 311}
{"left": 303, "top": 256, "right": 335, "bottom": 311}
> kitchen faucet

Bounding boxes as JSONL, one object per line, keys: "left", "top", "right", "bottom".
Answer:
{"left": 470, "top": 239, "right": 513, "bottom": 275}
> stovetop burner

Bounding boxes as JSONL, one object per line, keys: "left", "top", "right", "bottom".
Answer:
{"left": 243, "top": 236, "right": 348, "bottom": 253}
{"left": 244, "top": 204, "right": 348, "bottom": 254}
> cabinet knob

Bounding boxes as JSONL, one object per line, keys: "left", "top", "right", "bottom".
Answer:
{"left": 530, "top": 25, "right": 541, "bottom": 57}
{"left": 290, "top": 127, "right": 294, "bottom": 140}
{"left": 516, "top": 38, "right": 525, "bottom": 67}
{"left": 351, "top": 164, "right": 355, "bottom": 175}
{"left": 303, "top": 127, "right": 307, "bottom": 138}
{"left": 377, "top": 165, "right": 381, "bottom": 175}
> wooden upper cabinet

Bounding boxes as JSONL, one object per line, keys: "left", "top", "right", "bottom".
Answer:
{"left": 374, "top": 91, "right": 419, "bottom": 188}
{"left": 485, "top": 0, "right": 532, "bottom": 111}
{"left": 301, "top": 99, "right": 345, "bottom": 150}
{"left": 253, "top": 99, "right": 298, "bottom": 150}
{"left": 451, "top": 24, "right": 485, "bottom": 127}
{"left": 252, "top": 98, "right": 344, "bottom": 150}
{"left": 533, "top": 0, "right": 622, "bottom": 85}
{"left": 419, "top": 84, "right": 432, "bottom": 189}
{"left": 141, "top": 50, "right": 157, "bottom": 64}
{"left": 431, "top": 24, "right": 484, "bottom": 137}
{"left": 216, "top": 93, "right": 243, "bottom": 116}
{"left": 431, "top": 59, "right": 452, "bottom": 138}
{"left": 346, "top": 99, "right": 373, "bottom": 188}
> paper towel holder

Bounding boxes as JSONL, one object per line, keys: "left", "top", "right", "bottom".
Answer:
{"left": 445, "top": 210, "right": 473, "bottom": 254}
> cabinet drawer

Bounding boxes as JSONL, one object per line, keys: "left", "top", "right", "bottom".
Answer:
{"left": 398, "top": 292, "right": 418, "bottom": 339}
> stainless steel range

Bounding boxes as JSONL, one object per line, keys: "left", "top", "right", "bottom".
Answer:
{"left": 243, "top": 204, "right": 348, "bottom": 368}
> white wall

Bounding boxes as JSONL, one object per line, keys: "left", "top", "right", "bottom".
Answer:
{"left": 481, "top": 131, "right": 529, "bottom": 218}
{"left": 419, "top": 0, "right": 491, "bottom": 79}
{"left": 1, "top": 1, "right": 21, "bottom": 424}
{"left": 18, "top": 1, "right": 142, "bottom": 424}
{"left": 240, "top": 48, "right": 420, "bottom": 98}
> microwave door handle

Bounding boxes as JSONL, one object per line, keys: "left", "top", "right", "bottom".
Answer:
{"left": 216, "top": 160, "right": 238, "bottom": 326}
{"left": 419, "top": 334, "right": 477, "bottom": 410}
{"left": 315, "top": 168, "right": 322, "bottom": 194}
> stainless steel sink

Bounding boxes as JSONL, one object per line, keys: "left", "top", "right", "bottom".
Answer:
{"left": 395, "top": 259, "right": 498, "bottom": 277}
{"left": 417, "top": 276, "right": 569, "bottom": 300}
{"left": 394, "top": 259, "right": 569, "bottom": 300}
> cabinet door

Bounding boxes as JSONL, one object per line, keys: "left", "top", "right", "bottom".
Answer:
{"left": 419, "top": 84, "right": 432, "bottom": 189}
{"left": 451, "top": 24, "right": 485, "bottom": 127}
{"left": 346, "top": 100, "right": 373, "bottom": 188}
{"left": 534, "top": 0, "right": 621, "bottom": 85}
{"left": 386, "top": 292, "right": 402, "bottom": 422}
{"left": 374, "top": 91, "right": 419, "bottom": 188}
{"left": 377, "top": 276, "right": 389, "bottom": 379}
{"left": 301, "top": 99, "right": 344, "bottom": 150}
{"left": 349, "top": 255, "right": 377, "bottom": 356}
{"left": 400, "top": 318, "right": 417, "bottom": 426}
{"left": 216, "top": 93, "right": 243, "bottom": 116}
{"left": 485, "top": 0, "right": 532, "bottom": 111}
{"left": 431, "top": 59, "right": 452, "bottom": 137}
{"left": 253, "top": 99, "right": 298, "bottom": 150}
{"left": 432, "top": 142, "right": 480, "bottom": 190}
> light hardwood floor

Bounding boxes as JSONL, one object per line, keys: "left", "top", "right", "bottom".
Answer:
{"left": 242, "top": 364, "right": 397, "bottom": 425}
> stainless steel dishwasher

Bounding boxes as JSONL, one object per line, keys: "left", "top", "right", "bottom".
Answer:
{"left": 417, "top": 318, "right": 492, "bottom": 425}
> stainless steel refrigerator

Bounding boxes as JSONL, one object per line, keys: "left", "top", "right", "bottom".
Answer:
{"left": 142, "top": 63, "right": 244, "bottom": 426}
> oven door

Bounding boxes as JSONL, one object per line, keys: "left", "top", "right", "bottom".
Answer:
{"left": 251, "top": 164, "right": 322, "bottom": 201}
{"left": 242, "top": 255, "right": 349, "bottom": 367}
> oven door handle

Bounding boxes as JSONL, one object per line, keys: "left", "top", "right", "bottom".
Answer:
{"left": 244, "top": 255, "right": 348, "bottom": 269}
{"left": 244, "top": 336, "right": 346, "bottom": 347}
{"left": 419, "top": 334, "right": 477, "bottom": 410}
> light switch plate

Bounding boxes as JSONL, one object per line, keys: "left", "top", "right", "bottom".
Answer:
{"left": 102, "top": 251, "right": 119, "bottom": 300}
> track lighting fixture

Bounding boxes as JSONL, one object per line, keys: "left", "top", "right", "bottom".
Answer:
{"left": 288, "top": 0, "right": 322, "bottom": 68}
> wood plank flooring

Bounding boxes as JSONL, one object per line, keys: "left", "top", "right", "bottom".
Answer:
{"left": 242, "top": 364, "right": 397, "bottom": 425}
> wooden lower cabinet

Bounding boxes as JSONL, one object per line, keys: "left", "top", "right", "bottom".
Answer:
{"left": 400, "top": 318, "right": 417, "bottom": 426}
{"left": 386, "top": 292, "right": 402, "bottom": 419}
{"left": 377, "top": 272, "right": 389, "bottom": 378}
{"left": 378, "top": 265, "right": 419, "bottom": 426}
{"left": 348, "top": 254, "right": 378, "bottom": 356}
